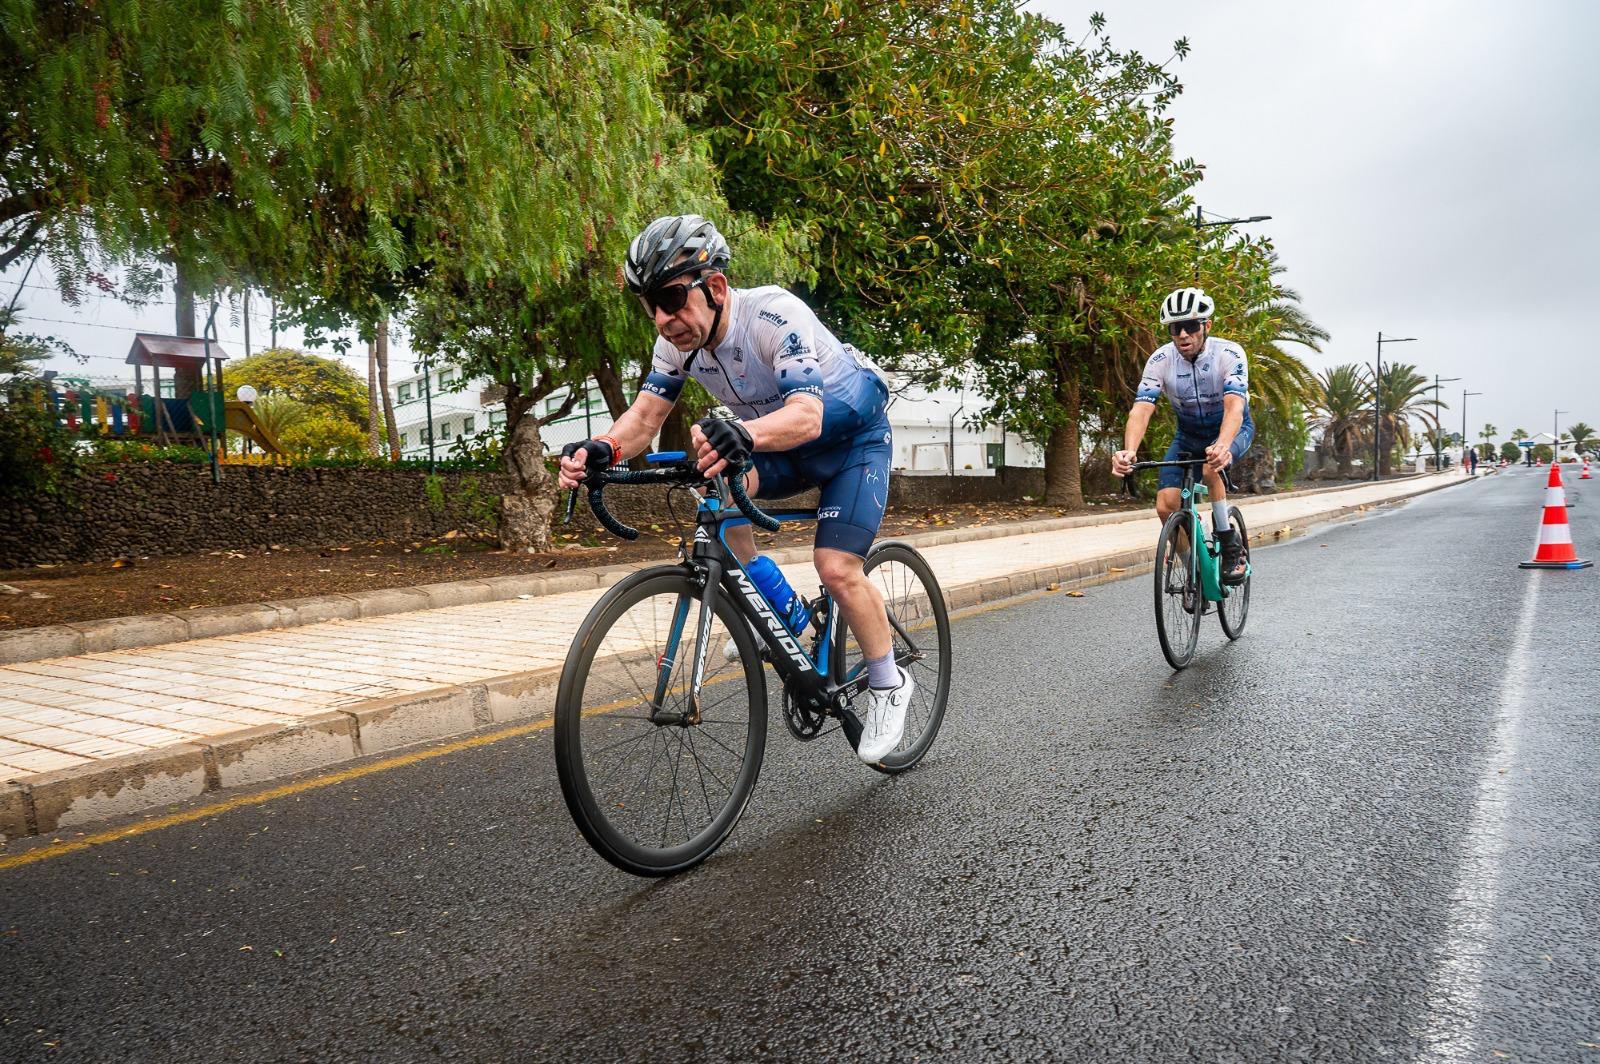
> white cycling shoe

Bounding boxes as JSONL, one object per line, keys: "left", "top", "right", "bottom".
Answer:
{"left": 858, "top": 666, "right": 913, "bottom": 764}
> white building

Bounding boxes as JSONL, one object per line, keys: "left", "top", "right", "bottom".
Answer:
{"left": 387, "top": 367, "right": 1040, "bottom": 472}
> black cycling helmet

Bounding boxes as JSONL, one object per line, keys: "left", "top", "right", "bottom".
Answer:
{"left": 623, "top": 214, "right": 731, "bottom": 294}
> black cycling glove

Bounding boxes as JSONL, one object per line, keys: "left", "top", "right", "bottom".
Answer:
{"left": 695, "top": 416, "right": 754, "bottom": 469}
{"left": 560, "top": 437, "right": 614, "bottom": 478}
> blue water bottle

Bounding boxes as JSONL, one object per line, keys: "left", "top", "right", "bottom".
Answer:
{"left": 745, "top": 555, "right": 812, "bottom": 634}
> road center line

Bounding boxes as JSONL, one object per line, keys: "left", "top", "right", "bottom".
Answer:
{"left": 1414, "top": 570, "right": 1541, "bottom": 1063}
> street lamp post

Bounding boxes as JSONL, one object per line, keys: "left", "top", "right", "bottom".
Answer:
{"left": 1431, "top": 374, "right": 1461, "bottom": 471}
{"left": 1193, "top": 205, "right": 1272, "bottom": 281}
{"left": 1461, "top": 390, "right": 1482, "bottom": 473}
{"left": 1555, "top": 409, "right": 1569, "bottom": 462}
{"left": 1373, "top": 333, "right": 1418, "bottom": 480}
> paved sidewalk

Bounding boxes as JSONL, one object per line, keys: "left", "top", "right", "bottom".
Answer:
{"left": 0, "top": 475, "right": 1459, "bottom": 841}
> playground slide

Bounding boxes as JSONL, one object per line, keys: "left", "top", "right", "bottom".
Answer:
{"left": 220, "top": 400, "right": 287, "bottom": 456}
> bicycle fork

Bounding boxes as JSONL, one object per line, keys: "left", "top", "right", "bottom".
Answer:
{"left": 647, "top": 558, "right": 723, "bottom": 728}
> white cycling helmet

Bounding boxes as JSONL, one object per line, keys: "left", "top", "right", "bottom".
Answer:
{"left": 1160, "top": 287, "right": 1215, "bottom": 325}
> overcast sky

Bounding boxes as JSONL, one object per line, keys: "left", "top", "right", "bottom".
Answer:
{"left": 7, "top": 1, "right": 1599, "bottom": 444}
{"left": 1038, "top": 0, "right": 1600, "bottom": 443}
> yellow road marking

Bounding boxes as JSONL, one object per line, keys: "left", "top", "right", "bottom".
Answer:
{"left": 0, "top": 717, "right": 557, "bottom": 872}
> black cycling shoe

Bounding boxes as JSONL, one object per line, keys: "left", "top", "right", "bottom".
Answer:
{"left": 1218, "top": 531, "right": 1248, "bottom": 586}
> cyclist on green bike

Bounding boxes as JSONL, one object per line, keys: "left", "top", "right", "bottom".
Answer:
{"left": 1110, "top": 287, "right": 1253, "bottom": 585}
{"left": 556, "top": 214, "right": 912, "bottom": 763}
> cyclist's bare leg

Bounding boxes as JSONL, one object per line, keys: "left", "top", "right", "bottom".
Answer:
{"left": 815, "top": 547, "right": 891, "bottom": 660}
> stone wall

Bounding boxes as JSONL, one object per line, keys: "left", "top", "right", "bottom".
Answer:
{"left": 0, "top": 463, "right": 1052, "bottom": 566}
{"left": 1, "top": 464, "right": 515, "bottom": 566}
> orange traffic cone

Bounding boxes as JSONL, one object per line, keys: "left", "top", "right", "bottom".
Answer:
{"left": 1582, "top": 458, "right": 1592, "bottom": 480}
{"left": 1520, "top": 462, "right": 1592, "bottom": 569}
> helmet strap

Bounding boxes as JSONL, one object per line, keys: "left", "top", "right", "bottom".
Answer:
{"left": 699, "top": 273, "right": 726, "bottom": 354}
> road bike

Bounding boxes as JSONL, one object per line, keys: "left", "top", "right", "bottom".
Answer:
{"left": 553, "top": 452, "right": 952, "bottom": 876}
{"left": 1127, "top": 456, "right": 1251, "bottom": 669}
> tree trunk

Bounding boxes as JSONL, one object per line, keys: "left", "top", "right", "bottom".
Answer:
{"left": 592, "top": 354, "right": 631, "bottom": 420}
{"left": 1042, "top": 354, "right": 1083, "bottom": 508}
{"left": 174, "top": 261, "right": 196, "bottom": 338}
{"left": 376, "top": 318, "right": 399, "bottom": 460}
{"left": 659, "top": 404, "right": 692, "bottom": 453}
{"left": 366, "top": 337, "right": 381, "bottom": 456}
{"left": 498, "top": 384, "right": 558, "bottom": 552}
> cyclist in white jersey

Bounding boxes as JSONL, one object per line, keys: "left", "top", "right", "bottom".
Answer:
{"left": 1111, "top": 287, "right": 1254, "bottom": 585}
{"left": 556, "top": 215, "right": 912, "bottom": 763}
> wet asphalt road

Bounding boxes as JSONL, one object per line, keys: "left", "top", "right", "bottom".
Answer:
{"left": 2, "top": 468, "right": 1597, "bottom": 1063}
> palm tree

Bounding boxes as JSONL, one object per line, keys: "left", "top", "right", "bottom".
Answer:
{"left": 1479, "top": 422, "right": 1498, "bottom": 461}
{"left": 1228, "top": 254, "right": 1328, "bottom": 488}
{"left": 1371, "top": 362, "right": 1437, "bottom": 476}
{"left": 1567, "top": 421, "right": 1595, "bottom": 455}
{"left": 1308, "top": 363, "right": 1371, "bottom": 476}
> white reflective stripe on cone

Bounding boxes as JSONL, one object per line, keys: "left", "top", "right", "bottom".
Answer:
{"left": 1539, "top": 524, "right": 1574, "bottom": 545}
{"left": 1545, "top": 487, "right": 1568, "bottom": 508}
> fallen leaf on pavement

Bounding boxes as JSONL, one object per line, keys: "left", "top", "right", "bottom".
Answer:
{"left": 1108, "top": 567, "right": 1126, "bottom": 573}
{"left": 1046, "top": 583, "right": 1060, "bottom": 591}
{"left": 1065, "top": 590, "right": 1085, "bottom": 598}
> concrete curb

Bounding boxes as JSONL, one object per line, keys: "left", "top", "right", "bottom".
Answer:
{"left": 0, "top": 475, "right": 1441, "bottom": 666}
{"left": 0, "top": 476, "right": 1455, "bottom": 842}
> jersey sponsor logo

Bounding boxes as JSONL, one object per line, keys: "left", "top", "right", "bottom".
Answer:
{"left": 757, "top": 309, "right": 788, "bottom": 328}
{"left": 781, "top": 332, "right": 810, "bottom": 359}
{"left": 817, "top": 506, "right": 842, "bottom": 519}
{"left": 641, "top": 379, "right": 674, "bottom": 398}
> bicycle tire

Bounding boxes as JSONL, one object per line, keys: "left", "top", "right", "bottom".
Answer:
{"left": 832, "top": 542, "right": 952, "bottom": 774}
{"left": 1218, "top": 506, "right": 1251, "bottom": 640}
{"left": 554, "top": 566, "right": 767, "bottom": 876}
{"left": 1154, "top": 510, "right": 1202, "bottom": 669}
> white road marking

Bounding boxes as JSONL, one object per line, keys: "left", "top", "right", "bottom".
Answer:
{"left": 1414, "top": 571, "right": 1541, "bottom": 1062}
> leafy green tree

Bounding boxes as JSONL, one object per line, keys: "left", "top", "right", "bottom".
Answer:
{"left": 1532, "top": 443, "right": 1553, "bottom": 464}
{"left": 225, "top": 349, "right": 367, "bottom": 426}
{"left": 1566, "top": 421, "right": 1594, "bottom": 453}
{"left": 1499, "top": 440, "right": 1521, "bottom": 462}
{"left": 5, "top": 0, "right": 679, "bottom": 344}
{"left": 1310, "top": 364, "right": 1372, "bottom": 476}
{"left": 279, "top": 416, "right": 367, "bottom": 461}
{"left": 1510, "top": 427, "right": 1529, "bottom": 443}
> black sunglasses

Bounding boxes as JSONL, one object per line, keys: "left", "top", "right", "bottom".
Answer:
{"left": 1168, "top": 319, "right": 1205, "bottom": 336}
{"left": 641, "top": 276, "right": 709, "bottom": 317}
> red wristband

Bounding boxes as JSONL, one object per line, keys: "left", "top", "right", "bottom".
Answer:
{"left": 593, "top": 433, "right": 622, "bottom": 467}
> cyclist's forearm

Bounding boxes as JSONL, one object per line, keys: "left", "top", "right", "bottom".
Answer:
{"left": 602, "top": 394, "right": 673, "bottom": 460}
{"left": 747, "top": 395, "right": 823, "bottom": 452}
{"left": 1123, "top": 403, "right": 1155, "bottom": 452}
{"left": 1215, "top": 395, "right": 1244, "bottom": 448}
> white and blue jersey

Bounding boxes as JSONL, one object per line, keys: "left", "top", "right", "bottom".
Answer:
{"left": 642, "top": 285, "right": 893, "bottom": 556}
{"left": 642, "top": 285, "right": 888, "bottom": 453}
{"left": 1134, "top": 337, "right": 1251, "bottom": 435}
{"left": 1135, "top": 337, "right": 1254, "bottom": 490}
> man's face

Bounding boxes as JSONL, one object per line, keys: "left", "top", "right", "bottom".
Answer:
{"left": 1169, "top": 319, "right": 1208, "bottom": 357}
{"left": 643, "top": 272, "right": 727, "bottom": 351}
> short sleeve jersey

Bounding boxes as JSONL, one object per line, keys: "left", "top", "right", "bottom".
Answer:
{"left": 1134, "top": 337, "right": 1250, "bottom": 431}
{"left": 640, "top": 286, "right": 886, "bottom": 427}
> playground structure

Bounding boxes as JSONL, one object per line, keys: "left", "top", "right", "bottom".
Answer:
{"left": 32, "top": 333, "right": 286, "bottom": 465}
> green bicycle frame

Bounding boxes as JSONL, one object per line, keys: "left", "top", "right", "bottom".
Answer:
{"left": 1181, "top": 481, "right": 1227, "bottom": 604}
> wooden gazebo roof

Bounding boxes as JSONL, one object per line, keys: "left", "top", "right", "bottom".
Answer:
{"left": 125, "top": 333, "right": 233, "bottom": 370}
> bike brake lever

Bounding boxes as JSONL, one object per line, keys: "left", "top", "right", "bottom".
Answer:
{"left": 562, "top": 488, "right": 578, "bottom": 525}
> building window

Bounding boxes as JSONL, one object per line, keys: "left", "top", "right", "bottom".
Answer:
{"left": 461, "top": 415, "right": 475, "bottom": 435}
{"left": 489, "top": 409, "right": 506, "bottom": 428}
{"left": 398, "top": 383, "right": 411, "bottom": 403}
{"left": 438, "top": 420, "right": 451, "bottom": 439}
{"left": 399, "top": 431, "right": 408, "bottom": 447}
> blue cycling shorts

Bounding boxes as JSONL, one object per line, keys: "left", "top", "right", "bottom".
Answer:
{"left": 1158, "top": 413, "right": 1255, "bottom": 491}
{"left": 753, "top": 385, "right": 891, "bottom": 558}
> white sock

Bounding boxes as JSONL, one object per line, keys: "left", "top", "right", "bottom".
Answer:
{"left": 1213, "top": 501, "right": 1231, "bottom": 534}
